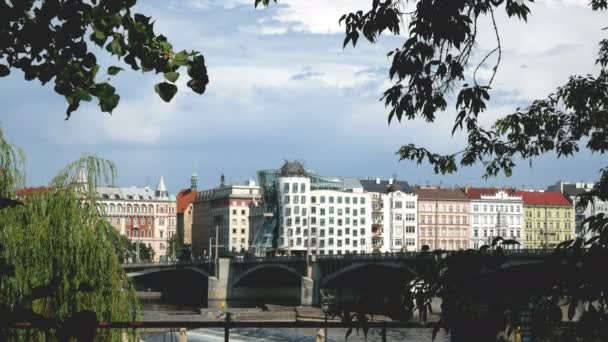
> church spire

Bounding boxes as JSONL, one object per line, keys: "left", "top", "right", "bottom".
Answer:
{"left": 191, "top": 170, "right": 198, "bottom": 190}
{"left": 155, "top": 176, "right": 168, "bottom": 199}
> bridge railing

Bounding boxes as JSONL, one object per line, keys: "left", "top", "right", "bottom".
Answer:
{"left": 121, "top": 249, "right": 561, "bottom": 268}
{"left": 121, "top": 259, "right": 213, "bottom": 268}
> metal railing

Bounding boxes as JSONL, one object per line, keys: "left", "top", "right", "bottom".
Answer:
{"left": 122, "top": 249, "right": 562, "bottom": 267}
{"left": 7, "top": 320, "right": 440, "bottom": 342}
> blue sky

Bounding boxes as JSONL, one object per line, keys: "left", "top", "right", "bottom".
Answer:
{"left": 1, "top": 0, "right": 606, "bottom": 193}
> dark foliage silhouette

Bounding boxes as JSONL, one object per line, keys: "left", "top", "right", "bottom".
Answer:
{"left": 0, "top": 0, "right": 209, "bottom": 118}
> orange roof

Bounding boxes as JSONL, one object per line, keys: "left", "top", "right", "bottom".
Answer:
{"left": 176, "top": 188, "right": 197, "bottom": 214}
{"left": 517, "top": 191, "right": 572, "bottom": 206}
{"left": 16, "top": 187, "right": 53, "bottom": 197}
{"left": 464, "top": 187, "right": 518, "bottom": 199}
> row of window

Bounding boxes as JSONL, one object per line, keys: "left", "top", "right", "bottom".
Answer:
{"left": 393, "top": 201, "right": 416, "bottom": 209}
{"left": 101, "top": 203, "right": 175, "bottom": 214}
{"left": 473, "top": 215, "right": 521, "bottom": 225}
{"left": 286, "top": 217, "right": 367, "bottom": 226}
{"left": 525, "top": 210, "right": 572, "bottom": 218}
{"left": 473, "top": 204, "right": 521, "bottom": 213}
{"left": 283, "top": 182, "right": 307, "bottom": 194}
{"left": 394, "top": 238, "right": 416, "bottom": 246}
{"left": 419, "top": 227, "right": 467, "bottom": 237}
{"left": 419, "top": 240, "right": 467, "bottom": 250}
{"left": 311, "top": 196, "right": 366, "bottom": 205}
{"left": 473, "top": 229, "right": 521, "bottom": 238}
{"left": 108, "top": 217, "right": 174, "bottom": 226}
{"left": 285, "top": 227, "right": 366, "bottom": 237}
{"left": 231, "top": 218, "right": 248, "bottom": 225}
{"left": 232, "top": 209, "right": 248, "bottom": 216}
{"left": 394, "top": 213, "right": 416, "bottom": 221}
{"left": 525, "top": 234, "right": 572, "bottom": 241}
{"left": 283, "top": 237, "right": 367, "bottom": 248}
{"left": 420, "top": 215, "right": 468, "bottom": 224}
{"left": 419, "top": 204, "right": 468, "bottom": 213}
{"left": 524, "top": 221, "right": 572, "bottom": 229}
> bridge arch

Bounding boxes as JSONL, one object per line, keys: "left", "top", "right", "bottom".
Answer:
{"left": 320, "top": 262, "right": 416, "bottom": 288}
{"left": 229, "top": 264, "right": 303, "bottom": 288}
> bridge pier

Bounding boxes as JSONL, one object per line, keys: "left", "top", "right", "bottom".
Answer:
{"left": 301, "top": 277, "right": 313, "bottom": 306}
{"left": 208, "top": 258, "right": 230, "bottom": 302}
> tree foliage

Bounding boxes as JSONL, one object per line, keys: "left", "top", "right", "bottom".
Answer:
{"left": 0, "top": 0, "right": 209, "bottom": 119}
{"left": 254, "top": 0, "right": 608, "bottom": 340}
{"left": 0, "top": 128, "right": 140, "bottom": 341}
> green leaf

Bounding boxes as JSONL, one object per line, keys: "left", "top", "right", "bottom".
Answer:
{"left": 74, "top": 88, "right": 92, "bottom": 102}
{"left": 172, "top": 50, "right": 189, "bottom": 66}
{"left": 0, "top": 64, "right": 9, "bottom": 77}
{"left": 100, "top": 94, "right": 120, "bottom": 113}
{"left": 107, "top": 66, "right": 123, "bottom": 76}
{"left": 154, "top": 82, "right": 178, "bottom": 102}
{"left": 106, "top": 37, "right": 123, "bottom": 56}
{"left": 164, "top": 72, "right": 179, "bottom": 83}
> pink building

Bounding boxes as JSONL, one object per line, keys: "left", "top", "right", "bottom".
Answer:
{"left": 413, "top": 187, "right": 470, "bottom": 250}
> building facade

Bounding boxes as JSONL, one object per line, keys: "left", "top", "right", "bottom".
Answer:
{"left": 360, "top": 179, "right": 418, "bottom": 252}
{"left": 547, "top": 181, "right": 608, "bottom": 241}
{"left": 176, "top": 171, "right": 198, "bottom": 246}
{"left": 413, "top": 187, "right": 470, "bottom": 251}
{"left": 465, "top": 188, "right": 524, "bottom": 249}
{"left": 96, "top": 175, "right": 177, "bottom": 261}
{"left": 518, "top": 190, "right": 575, "bottom": 249}
{"left": 253, "top": 162, "right": 373, "bottom": 256}
{"left": 191, "top": 176, "right": 262, "bottom": 257}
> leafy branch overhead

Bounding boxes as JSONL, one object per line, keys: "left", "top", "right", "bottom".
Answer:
{"left": 0, "top": 0, "right": 209, "bottom": 119}
{"left": 337, "top": 0, "right": 608, "bottom": 179}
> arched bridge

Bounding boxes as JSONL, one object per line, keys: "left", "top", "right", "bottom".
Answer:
{"left": 122, "top": 249, "right": 555, "bottom": 307}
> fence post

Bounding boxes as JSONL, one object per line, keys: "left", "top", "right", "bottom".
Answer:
{"left": 381, "top": 324, "right": 387, "bottom": 342}
{"left": 224, "top": 312, "right": 232, "bottom": 342}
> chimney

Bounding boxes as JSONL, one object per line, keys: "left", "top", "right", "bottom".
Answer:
{"left": 375, "top": 178, "right": 381, "bottom": 184}
{"left": 388, "top": 178, "right": 394, "bottom": 185}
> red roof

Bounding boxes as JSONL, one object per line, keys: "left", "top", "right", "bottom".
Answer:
{"left": 517, "top": 191, "right": 572, "bottom": 206}
{"left": 16, "top": 187, "right": 53, "bottom": 197}
{"left": 176, "top": 188, "right": 197, "bottom": 214}
{"left": 464, "top": 187, "right": 518, "bottom": 200}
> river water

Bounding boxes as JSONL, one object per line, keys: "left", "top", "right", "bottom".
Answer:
{"left": 139, "top": 299, "right": 449, "bottom": 342}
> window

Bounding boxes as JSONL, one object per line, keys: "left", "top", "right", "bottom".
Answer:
{"left": 320, "top": 219, "right": 326, "bottom": 226}
{"left": 338, "top": 196, "right": 343, "bottom": 204}
{"left": 294, "top": 196, "right": 299, "bottom": 204}
{"left": 474, "top": 229, "right": 478, "bottom": 237}
{"left": 406, "top": 226, "right": 415, "bottom": 233}
{"left": 345, "top": 197, "right": 350, "bottom": 204}
{"left": 395, "top": 239, "right": 403, "bottom": 246}
{"left": 406, "top": 214, "right": 415, "bottom": 222}
{"left": 283, "top": 183, "right": 289, "bottom": 193}
{"left": 337, "top": 229, "right": 342, "bottom": 237}
{"left": 338, "top": 208, "right": 343, "bottom": 216}
{"left": 285, "top": 208, "right": 291, "bottom": 216}
{"left": 301, "top": 183, "right": 306, "bottom": 192}
{"left": 311, "top": 196, "right": 317, "bottom": 204}
{"left": 361, "top": 197, "right": 366, "bottom": 204}
{"left": 329, "top": 196, "right": 334, "bottom": 204}
{"left": 284, "top": 195, "right": 290, "bottom": 204}
{"left": 395, "top": 214, "right": 403, "bottom": 221}
{"left": 292, "top": 183, "right": 298, "bottom": 193}
{"left": 474, "top": 205, "right": 479, "bottom": 211}
{"left": 353, "top": 197, "right": 358, "bottom": 205}
{"left": 301, "top": 196, "right": 306, "bottom": 204}
{"left": 406, "top": 238, "right": 415, "bottom": 246}
{"left": 394, "top": 201, "right": 403, "bottom": 209}
{"left": 406, "top": 201, "right": 415, "bottom": 209}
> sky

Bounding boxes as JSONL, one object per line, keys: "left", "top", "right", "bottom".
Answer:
{"left": 1, "top": 0, "right": 607, "bottom": 193}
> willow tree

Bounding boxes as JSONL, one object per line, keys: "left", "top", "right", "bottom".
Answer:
{"left": 0, "top": 128, "right": 140, "bottom": 341}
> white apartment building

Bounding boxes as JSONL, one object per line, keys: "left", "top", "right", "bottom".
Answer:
{"left": 360, "top": 179, "right": 418, "bottom": 252}
{"left": 548, "top": 181, "right": 608, "bottom": 241}
{"left": 269, "top": 162, "right": 372, "bottom": 255}
{"left": 466, "top": 188, "right": 524, "bottom": 249}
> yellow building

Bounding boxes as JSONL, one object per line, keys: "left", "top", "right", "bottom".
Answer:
{"left": 518, "top": 191, "right": 575, "bottom": 249}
